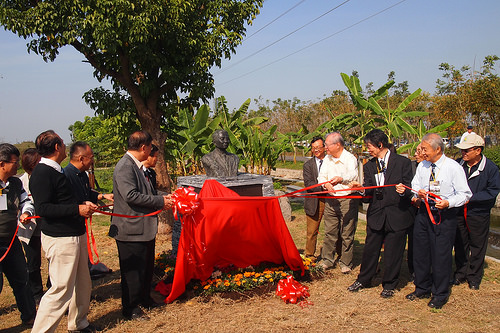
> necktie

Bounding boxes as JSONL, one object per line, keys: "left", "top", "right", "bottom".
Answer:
{"left": 318, "top": 159, "right": 323, "bottom": 172}
{"left": 430, "top": 163, "right": 436, "bottom": 181}
{"left": 144, "top": 170, "right": 150, "bottom": 182}
{"left": 379, "top": 159, "right": 386, "bottom": 173}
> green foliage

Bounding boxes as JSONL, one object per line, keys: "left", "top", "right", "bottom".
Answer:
{"left": 68, "top": 115, "right": 130, "bottom": 167}
{"left": 93, "top": 167, "right": 114, "bottom": 193}
{"left": 484, "top": 146, "right": 500, "bottom": 170}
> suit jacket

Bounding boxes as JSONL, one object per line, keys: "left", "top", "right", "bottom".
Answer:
{"left": 363, "top": 153, "right": 414, "bottom": 232}
{"left": 109, "top": 154, "right": 164, "bottom": 242}
{"left": 303, "top": 157, "right": 323, "bottom": 216}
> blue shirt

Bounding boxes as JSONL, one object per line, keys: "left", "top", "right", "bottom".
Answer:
{"left": 411, "top": 154, "right": 472, "bottom": 208}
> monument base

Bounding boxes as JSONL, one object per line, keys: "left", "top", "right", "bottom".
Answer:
{"left": 176, "top": 173, "right": 275, "bottom": 197}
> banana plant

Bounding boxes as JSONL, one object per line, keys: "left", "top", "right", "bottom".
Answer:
{"left": 397, "top": 120, "right": 455, "bottom": 154}
{"left": 170, "top": 104, "right": 221, "bottom": 175}
{"left": 367, "top": 88, "right": 427, "bottom": 141}
{"left": 340, "top": 73, "right": 394, "bottom": 146}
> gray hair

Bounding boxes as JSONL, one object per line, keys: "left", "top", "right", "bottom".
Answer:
{"left": 0, "top": 143, "right": 20, "bottom": 162}
{"left": 326, "top": 132, "right": 345, "bottom": 147}
{"left": 422, "top": 133, "right": 445, "bottom": 152}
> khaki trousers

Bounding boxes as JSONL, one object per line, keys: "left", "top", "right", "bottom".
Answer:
{"left": 320, "top": 198, "right": 358, "bottom": 268}
{"left": 305, "top": 199, "right": 325, "bottom": 257}
{"left": 32, "top": 233, "right": 91, "bottom": 333}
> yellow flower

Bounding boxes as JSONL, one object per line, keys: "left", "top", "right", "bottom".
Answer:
{"left": 224, "top": 281, "right": 230, "bottom": 287}
{"left": 269, "top": 278, "right": 273, "bottom": 282}
{"left": 204, "top": 285, "right": 210, "bottom": 290}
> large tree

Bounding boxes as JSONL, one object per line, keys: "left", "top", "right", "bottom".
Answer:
{"left": 0, "top": 0, "right": 263, "bottom": 190}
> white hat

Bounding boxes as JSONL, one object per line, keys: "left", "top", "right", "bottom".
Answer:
{"left": 456, "top": 133, "right": 485, "bottom": 149}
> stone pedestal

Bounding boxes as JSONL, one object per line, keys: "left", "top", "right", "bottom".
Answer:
{"left": 176, "top": 173, "right": 275, "bottom": 197}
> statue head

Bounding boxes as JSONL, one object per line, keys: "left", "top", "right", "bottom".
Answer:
{"left": 212, "top": 129, "right": 230, "bottom": 150}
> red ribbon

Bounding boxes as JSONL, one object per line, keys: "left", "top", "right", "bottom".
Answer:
{"left": 171, "top": 186, "right": 200, "bottom": 219}
{"left": 276, "top": 275, "right": 310, "bottom": 305}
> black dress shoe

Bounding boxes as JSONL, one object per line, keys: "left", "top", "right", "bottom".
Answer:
{"left": 428, "top": 297, "right": 447, "bottom": 309}
{"left": 468, "top": 282, "right": 480, "bottom": 290}
{"left": 347, "top": 280, "right": 364, "bottom": 292}
{"left": 405, "top": 291, "right": 431, "bottom": 301}
{"left": 380, "top": 289, "right": 394, "bottom": 298}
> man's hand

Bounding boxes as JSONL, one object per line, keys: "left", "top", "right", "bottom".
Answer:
{"left": 329, "top": 176, "right": 343, "bottom": 186}
{"left": 395, "top": 183, "right": 405, "bottom": 194}
{"left": 19, "top": 212, "right": 31, "bottom": 224}
{"left": 78, "top": 202, "right": 95, "bottom": 218}
{"left": 163, "top": 195, "right": 174, "bottom": 210}
{"left": 349, "top": 181, "right": 361, "bottom": 189}
{"left": 324, "top": 182, "right": 334, "bottom": 195}
{"left": 101, "top": 193, "right": 114, "bottom": 202}
{"left": 411, "top": 197, "right": 421, "bottom": 208}
{"left": 435, "top": 199, "right": 449, "bottom": 209}
{"left": 417, "top": 189, "right": 427, "bottom": 199}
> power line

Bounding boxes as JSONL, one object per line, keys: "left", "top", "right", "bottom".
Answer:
{"left": 216, "top": 0, "right": 351, "bottom": 75}
{"left": 217, "top": 0, "right": 407, "bottom": 87}
{"left": 243, "top": 0, "right": 307, "bottom": 41}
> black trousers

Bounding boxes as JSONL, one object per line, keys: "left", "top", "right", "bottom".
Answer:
{"left": 116, "top": 239, "right": 156, "bottom": 316}
{"left": 21, "top": 236, "right": 44, "bottom": 299}
{"left": 454, "top": 213, "right": 490, "bottom": 285}
{"left": 357, "top": 223, "right": 408, "bottom": 290}
{"left": 413, "top": 207, "right": 458, "bottom": 301}
{"left": 0, "top": 238, "right": 36, "bottom": 322}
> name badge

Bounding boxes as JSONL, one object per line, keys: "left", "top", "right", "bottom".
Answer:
{"left": 0, "top": 194, "right": 7, "bottom": 211}
{"left": 429, "top": 180, "right": 441, "bottom": 195}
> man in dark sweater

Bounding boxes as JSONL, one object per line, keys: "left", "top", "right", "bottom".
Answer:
{"left": 453, "top": 134, "right": 500, "bottom": 289}
{"left": 29, "top": 130, "right": 97, "bottom": 333}
{"left": 0, "top": 143, "right": 36, "bottom": 326}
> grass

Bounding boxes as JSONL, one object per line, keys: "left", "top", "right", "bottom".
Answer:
{"left": 1, "top": 208, "right": 499, "bottom": 332}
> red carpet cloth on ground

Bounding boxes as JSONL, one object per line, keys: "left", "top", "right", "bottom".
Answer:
{"left": 166, "top": 179, "right": 305, "bottom": 303}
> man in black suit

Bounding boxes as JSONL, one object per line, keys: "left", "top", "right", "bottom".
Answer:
{"left": 109, "top": 131, "right": 173, "bottom": 320}
{"left": 302, "top": 136, "right": 326, "bottom": 259}
{"left": 348, "top": 129, "right": 414, "bottom": 298}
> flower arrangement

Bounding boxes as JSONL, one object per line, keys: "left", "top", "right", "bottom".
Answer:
{"left": 154, "top": 251, "right": 323, "bottom": 295}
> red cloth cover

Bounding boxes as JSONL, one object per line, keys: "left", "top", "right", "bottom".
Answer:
{"left": 166, "top": 179, "right": 304, "bottom": 302}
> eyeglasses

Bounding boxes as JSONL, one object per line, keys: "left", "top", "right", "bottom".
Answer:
{"left": 461, "top": 148, "right": 478, "bottom": 153}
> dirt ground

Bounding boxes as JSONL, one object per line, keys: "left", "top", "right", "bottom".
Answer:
{"left": 1, "top": 212, "right": 499, "bottom": 333}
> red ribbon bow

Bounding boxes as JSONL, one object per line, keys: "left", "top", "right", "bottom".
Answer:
{"left": 172, "top": 186, "right": 200, "bottom": 219}
{"left": 276, "top": 275, "right": 310, "bottom": 305}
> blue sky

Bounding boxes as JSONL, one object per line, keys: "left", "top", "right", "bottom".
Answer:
{"left": 1, "top": 0, "right": 500, "bottom": 143}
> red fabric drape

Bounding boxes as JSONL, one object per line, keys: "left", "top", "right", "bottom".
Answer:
{"left": 166, "top": 179, "right": 305, "bottom": 303}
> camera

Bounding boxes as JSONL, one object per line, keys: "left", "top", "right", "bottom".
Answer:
{"left": 375, "top": 188, "right": 383, "bottom": 200}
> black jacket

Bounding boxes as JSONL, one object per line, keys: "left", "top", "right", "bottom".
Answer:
{"left": 457, "top": 155, "right": 500, "bottom": 215}
{"left": 363, "top": 153, "right": 414, "bottom": 232}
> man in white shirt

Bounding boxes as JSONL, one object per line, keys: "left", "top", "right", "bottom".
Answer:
{"left": 460, "top": 125, "right": 475, "bottom": 143}
{"left": 404, "top": 133, "right": 471, "bottom": 309}
{"left": 317, "top": 132, "right": 359, "bottom": 273}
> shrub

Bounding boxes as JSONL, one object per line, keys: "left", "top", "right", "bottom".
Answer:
{"left": 484, "top": 145, "right": 500, "bottom": 169}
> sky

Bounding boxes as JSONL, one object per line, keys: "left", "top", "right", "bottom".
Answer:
{"left": 1, "top": 0, "right": 500, "bottom": 144}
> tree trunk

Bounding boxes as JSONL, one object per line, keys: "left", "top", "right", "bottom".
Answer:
{"left": 133, "top": 99, "right": 175, "bottom": 234}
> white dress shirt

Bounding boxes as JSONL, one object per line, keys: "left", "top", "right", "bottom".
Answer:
{"left": 318, "top": 149, "right": 358, "bottom": 196}
{"left": 411, "top": 154, "right": 472, "bottom": 208}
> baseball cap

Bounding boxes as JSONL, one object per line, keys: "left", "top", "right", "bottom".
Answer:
{"left": 456, "top": 133, "right": 485, "bottom": 149}
{"left": 467, "top": 125, "right": 473, "bottom": 129}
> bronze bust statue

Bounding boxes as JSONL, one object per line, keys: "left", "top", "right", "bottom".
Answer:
{"left": 201, "top": 129, "right": 239, "bottom": 178}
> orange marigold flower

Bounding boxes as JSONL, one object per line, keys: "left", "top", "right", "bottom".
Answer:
{"left": 224, "top": 281, "right": 230, "bottom": 287}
